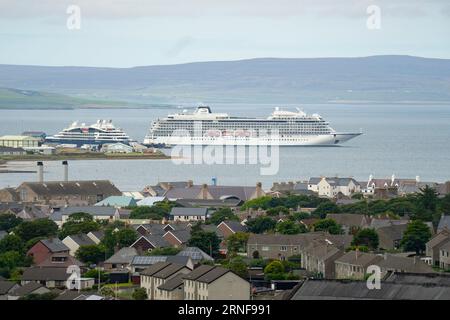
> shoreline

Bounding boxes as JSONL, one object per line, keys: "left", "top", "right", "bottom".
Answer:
{"left": 0, "top": 153, "right": 171, "bottom": 163}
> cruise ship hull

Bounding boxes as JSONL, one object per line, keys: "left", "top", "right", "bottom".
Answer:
{"left": 45, "top": 137, "right": 130, "bottom": 147}
{"left": 143, "top": 132, "right": 361, "bottom": 147}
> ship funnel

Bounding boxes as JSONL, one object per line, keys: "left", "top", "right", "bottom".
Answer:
{"left": 37, "top": 162, "right": 44, "bottom": 183}
{"left": 62, "top": 161, "right": 68, "bottom": 182}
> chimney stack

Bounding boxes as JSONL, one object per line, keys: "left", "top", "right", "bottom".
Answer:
{"left": 201, "top": 183, "right": 208, "bottom": 199}
{"left": 187, "top": 180, "right": 193, "bottom": 188}
{"left": 62, "top": 161, "right": 68, "bottom": 182}
{"left": 37, "top": 162, "right": 44, "bottom": 183}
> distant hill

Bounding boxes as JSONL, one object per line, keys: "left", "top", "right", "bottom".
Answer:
{"left": 0, "top": 87, "right": 169, "bottom": 109}
{"left": 1, "top": 55, "right": 450, "bottom": 104}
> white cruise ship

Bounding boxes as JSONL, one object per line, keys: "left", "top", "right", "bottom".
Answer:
{"left": 46, "top": 120, "right": 131, "bottom": 146}
{"left": 143, "top": 106, "right": 362, "bottom": 146}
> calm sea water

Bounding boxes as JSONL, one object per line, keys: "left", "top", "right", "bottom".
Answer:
{"left": 1, "top": 104, "right": 449, "bottom": 190}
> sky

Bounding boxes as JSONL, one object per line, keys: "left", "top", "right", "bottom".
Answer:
{"left": 0, "top": 0, "right": 449, "bottom": 67}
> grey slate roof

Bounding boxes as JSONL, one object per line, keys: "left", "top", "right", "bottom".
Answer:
{"left": 384, "top": 272, "right": 450, "bottom": 286}
{"left": 182, "top": 265, "right": 215, "bottom": 280}
{"left": 177, "top": 247, "right": 214, "bottom": 262}
{"left": 41, "top": 238, "right": 70, "bottom": 253}
{"left": 289, "top": 278, "right": 450, "bottom": 300}
{"left": 165, "top": 229, "right": 191, "bottom": 243}
{"left": 219, "top": 220, "right": 247, "bottom": 233}
{"left": 152, "top": 263, "right": 188, "bottom": 279}
{"left": 19, "top": 180, "right": 121, "bottom": 197}
{"left": 438, "top": 215, "right": 450, "bottom": 233}
{"left": 89, "top": 230, "right": 105, "bottom": 241}
{"left": 67, "top": 234, "right": 96, "bottom": 246}
{"left": 61, "top": 206, "right": 117, "bottom": 217}
{"left": 326, "top": 214, "right": 368, "bottom": 227}
{"left": 378, "top": 255, "right": 434, "bottom": 273}
{"left": 157, "top": 273, "right": 185, "bottom": 291}
{"left": 0, "top": 280, "right": 17, "bottom": 294}
{"left": 141, "top": 262, "right": 171, "bottom": 276}
{"left": 21, "top": 267, "right": 70, "bottom": 281}
{"left": 196, "top": 266, "right": 230, "bottom": 284}
{"left": 309, "top": 177, "right": 359, "bottom": 187}
{"left": 335, "top": 251, "right": 383, "bottom": 267}
{"left": 170, "top": 207, "right": 208, "bottom": 217}
{"left": 105, "top": 247, "right": 137, "bottom": 264}
{"left": 131, "top": 255, "right": 191, "bottom": 268}
{"left": 10, "top": 282, "right": 48, "bottom": 296}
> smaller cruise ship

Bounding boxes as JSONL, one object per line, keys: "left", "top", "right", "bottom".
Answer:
{"left": 46, "top": 120, "right": 131, "bottom": 147}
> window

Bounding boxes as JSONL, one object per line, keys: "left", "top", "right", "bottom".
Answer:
{"left": 280, "top": 246, "right": 287, "bottom": 251}
{"left": 262, "top": 246, "right": 269, "bottom": 251}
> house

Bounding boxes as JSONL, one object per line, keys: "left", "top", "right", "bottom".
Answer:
{"left": 326, "top": 214, "right": 370, "bottom": 234}
{"left": 7, "top": 282, "right": 51, "bottom": 300}
{"left": 0, "top": 146, "right": 26, "bottom": 156}
{"left": 377, "top": 254, "right": 434, "bottom": 276}
{"left": 164, "top": 183, "right": 265, "bottom": 202}
{"left": 370, "top": 217, "right": 409, "bottom": 230}
{"left": 143, "top": 181, "right": 194, "bottom": 197}
{"left": 334, "top": 251, "right": 383, "bottom": 280}
{"left": 130, "top": 234, "right": 170, "bottom": 254}
{"left": 377, "top": 224, "right": 409, "bottom": 250}
{"left": 437, "top": 215, "right": 450, "bottom": 233}
{"left": 308, "top": 177, "right": 360, "bottom": 198}
{"left": 87, "top": 230, "right": 105, "bottom": 244}
{"left": 183, "top": 265, "right": 250, "bottom": 300}
{"left": 27, "top": 238, "right": 70, "bottom": 265}
{"left": 300, "top": 240, "right": 344, "bottom": 279}
{"left": 21, "top": 267, "right": 73, "bottom": 288}
{"left": 176, "top": 247, "right": 214, "bottom": 264}
{"left": 426, "top": 229, "right": 450, "bottom": 266}
{"left": 247, "top": 233, "right": 352, "bottom": 260}
{"left": 134, "top": 223, "right": 177, "bottom": 236}
{"left": 156, "top": 273, "right": 185, "bottom": 300}
{"left": 103, "top": 247, "right": 138, "bottom": 270}
{"left": 0, "top": 188, "right": 20, "bottom": 202}
{"left": 217, "top": 220, "right": 247, "bottom": 238}
{"left": 163, "top": 229, "right": 191, "bottom": 247}
{"left": 131, "top": 255, "right": 193, "bottom": 273}
{"left": 36, "top": 252, "right": 84, "bottom": 269}
{"left": 15, "top": 180, "right": 122, "bottom": 206}
{"left": 95, "top": 196, "right": 137, "bottom": 208}
{"left": 62, "top": 234, "right": 96, "bottom": 256}
{"left": 140, "top": 262, "right": 192, "bottom": 300}
{"left": 439, "top": 242, "right": 450, "bottom": 270}
{"left": 170, "top": 207, "right": 209, "bottom": 222}
{"left": 271, "top": 181, "right": 315, "bottom": 196}
{"left": 0, "top": 280, "right": 20, "bottom": 300}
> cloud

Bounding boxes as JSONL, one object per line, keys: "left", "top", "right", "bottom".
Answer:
{"left": 0, "top": 0, "right": 447, "bottom": 20}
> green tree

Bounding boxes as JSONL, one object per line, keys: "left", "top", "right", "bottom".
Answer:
{"left": 266, "top": 206, "right": 290, "bottom": 217}
{"left": 352, "top": 228, "right": 379, "bottom": 250}
{"left": 0, "top": 213, "right": 23, "bottom": 232}
{"left": 83, "top": 269, "right": 109, "bottom": 283}
{"left": 59, "top": 213, "right": 100, "bottom": 239}
{"left": 275, "top": 220, "right": 306, "bottom": 235}
{"left": 264, "top": 260, "right": 285, "bottom": 274}
{"left": 129, "top": 206, "right": 167, "bottom": 220}
{"left": 416, "top": 185, "right": 439, "bottom": 212}
{"left": 101, "top": 227, "right": 137, "bottom": 258}
{"left": 225, "top": 256, "right": 248, "bottom": 278}
{"left": 400, "top": 220, "right": 432, "bottom": 254}
{"left": 14, "top": 219, "right": 58, "bottom": 242}
{"left": 209, "top": 208, "right": 239, "bottom": 225}
{"left": 313, "top": 218, "right": 343, "bottom": 234}
{"left": 0, "top": 234, "right": 25, "bottom": 254}
{"left": 241, "top": 196, "right": 274, "bottom": 210}
{"left": 245, "top": 217, "right": 276, "bottom": 234}
{"left": 226, "top": 232, "right": 250, "bottom": 254}
{"left": 132, "top": 287, "right": 148, "bottom": 300}
{"left": 75, "top": 244, "right": 106, "bottom": 265}
{"left": 188, "top": 231, "right": 221, "bottom": 257}
{"left": 312, "top": 202, "right": 340, "bottom": 218}
{"left": 115, "top": 228, "right": 138, "bottom": 248}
